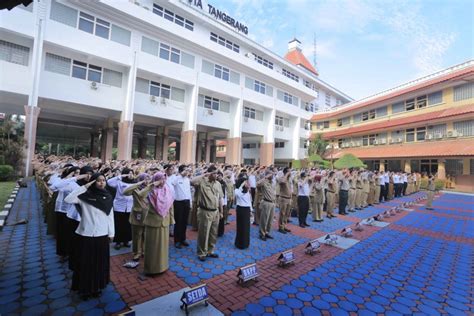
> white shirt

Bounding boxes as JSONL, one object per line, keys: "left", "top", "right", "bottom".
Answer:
{"left": 403, "top": 174, "right": 408, "bottom": 182}
{"left": 65, "top": 186, "right": 114, "bottom": 238}
{"left": 107, "top": 176, "right": 134, "bottom": 212}
{"left": 384, "top": 174, "right": 389, "bottom": 184}
{"left": 172, "top": 174, "right": 192, "bottom": 201}
{"left": 48, "top": 173, "right": 61, "bottom": 187}
{"left": 378, "top": 175, "right": 385, "bottom": 185}
{"left": 50, "top": 177, "right": 77, "bottom": 214}
{"left": 298, "top": 181, "right": 310, "bottom": 196}
{"left": 234, "top": 188, "right": 252, "bottom": 208}
{"left": 248, "top": 175, "right": 257, "bottom": 188}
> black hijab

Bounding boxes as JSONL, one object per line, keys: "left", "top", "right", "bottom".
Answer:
{"left": 78, "top": 173, "right": 113, "bottom": 215}
{"left": 121, "top": 168, "right": 136, "bottom": 184}
{"left": 76, "top": 166, "right": 94, "bottom": 186}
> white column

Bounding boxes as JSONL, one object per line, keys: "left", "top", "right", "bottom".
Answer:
{"left": 180, "top": 75, "right": 199, "bottom": 163}
{"left": 292, "top": 117, "right": 301, "bottom": 160}
{"left": 264, "top": 107, "right": 276, "bottom": 143}
{"left": 24, "top": 0, "right": 47, "bottom": 176}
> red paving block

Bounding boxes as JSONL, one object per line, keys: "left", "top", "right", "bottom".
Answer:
{"left": 389, "top": 224, "right": 474, "bottom": 244}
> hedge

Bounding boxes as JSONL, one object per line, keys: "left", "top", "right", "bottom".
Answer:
{"left": 420, "top": 178, "right": 446, "bottom": 190}
{"left": 0, "top": 165, "right": 14, "bottom": 181}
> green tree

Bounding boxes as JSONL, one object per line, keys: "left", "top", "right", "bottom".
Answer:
{"left": 308, "top": 133, "right": 328, "bottom": 157}
{"left": 0, "top": 115, "right": 24, "bottom": 171}
{"left": 334, "top": 153, "right": 367, "bottom": 169}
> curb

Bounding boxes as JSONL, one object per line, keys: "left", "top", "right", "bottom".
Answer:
{"left": 0, "top": 183, "right": 20, "bottom": 227}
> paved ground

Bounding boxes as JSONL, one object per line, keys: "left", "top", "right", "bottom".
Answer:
{"left": 0, "top": 181, "right": 472, "bottom": 315}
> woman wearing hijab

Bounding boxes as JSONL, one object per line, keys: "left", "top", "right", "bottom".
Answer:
{"left": 65, "top": 173, "right": 114, "bottom": 300}
{"left": 123, "top": 173, "right": 151, "bottom": 261}
{"left": 107, "top": 168, "right": 135, "bottom": 250}
{"left": 234, "top": 174, "right": 252, "bottom": 249}
{"left": 143, "top": 172, "right": 175, "bottom": 275}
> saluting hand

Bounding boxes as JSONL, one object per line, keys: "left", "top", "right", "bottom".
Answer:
{"left": 85, "top": 180, "right": 96, "bottom": 188}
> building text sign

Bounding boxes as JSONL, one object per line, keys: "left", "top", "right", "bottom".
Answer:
{"left": 187, "top": 0, "right": 249, "bottom": 34}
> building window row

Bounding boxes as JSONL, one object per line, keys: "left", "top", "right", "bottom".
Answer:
{"left": 316, "top": 121, "right": 330, "bottom": 130}
{"left": 0, "top": 40, "right": 29, "bottom": 66}
{"left": 353, "top": 106, "right": 387, "bottom": 123}
{"left": 45, "top": 52, "right": 123, "bottom": 87}
{"left": 50, "top": 0, "right": 131, "bottom": 46}
{"left": 202, "top": 60, "right": 240, "bottom": 84}
{"left": 210, "top": 32, "right": 240, "bottom": 53}
{"left": 243, "top": 107, "right": 264, "bottom": 121}
{"left": 275, "top": 116, "right": 290, "bottom": 128}
{"left": 277, "top": 90, "right": 298, "bottom": 106}
{"left": 198, "top": 95, "right": 230, "bottom": 113}
{"left": 392, "top": 91, "right": 443, "bottom": 114}
{"left": 152, "top": 3, "right": 194, "bottom": 31}
{"left": 325, "top": 93, "right": 331, "bottom": 106}
{"left": 141, "top": 36, "right": 195, "bottom": 69}
{"left": 300, "top": 138, "right": 308, "bottom": 149}
{"left": 253, "top": 53, "right": 273, "bottom": 69}
{"left": 275, "top": 141, "right": 285, "bottom": 148}
{"left": 243, "top": 143, "right": 258, "bottom": 149}
{"left": 135, "top": 77, "right": 185, "bottom": 102}
{"left": 453, "top": 82, "right": 474, "bottom": 102}
{"left": 245, "top": 77, "right": 273, "bottom": 96}
{"left": 302, "top": 102, "right": 318, "bottom": 113}
{"left": 282, "top": 68, "right": 299, "bottom": 82}
{"left": 336, "top": 116, "right": 351, "bottom": 127}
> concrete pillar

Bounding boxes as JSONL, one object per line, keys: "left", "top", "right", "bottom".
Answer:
{"left": 462, "top": 158, "right": 470, "bottom": 175}
{"left": 226, "top": 137, "right": 242, "bottom": 165}
{"left": 196, "top": 138, "right": 203, "bottom": 163}
{"left": 205, "top": 135, "right": 212, "bottom": 163}
{"left": 226, "top": 94, "right": 243, "bottom": 165}
{"left": 162, "top": 128, "right": 169, "bottom": 162}
{"left": 101, "top": 119, "right": 114, "bottom": 161}
{"left": 260, "top": 143, "right": 274, "bottom": 166}
{"left": 179, "top": 130, "right": 196, "bottom": 164}
{"left": 117, "top": 120, "right": 134, "bottom": 160}
{"left": 23, "top": 105, "right": 41, "bottom": 176}
{"left": 379, "top": 160, "right": 386, "bottom": 172}
{"left": 438, "top": 159, "right": 446, "bottom": 179}
{"left": 90, "top": 130, "right": 100, "bottom": 157}
{"left": 292, "top": 117, "right": 301, "bottom": 160}
{"left": 154, "top": 127, "right": 162, "bottom": 160}
{"left": 260, "top": 107, "right": 276, "bottom": 166}
{"left": 404, "top": 160, "right": 411, "bottom": 173}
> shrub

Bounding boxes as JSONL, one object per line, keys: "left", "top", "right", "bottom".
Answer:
{"left": 292, "top": 160, "right": 302, "bottom": 169}
{"left": 420, "top": 178, "right": 445, "bottom": 190}
{"left": 0, "top": 165, "right": 14, "bottom": 181}
{"left": 334, "top": 153, "right": 367, "bottom": 169}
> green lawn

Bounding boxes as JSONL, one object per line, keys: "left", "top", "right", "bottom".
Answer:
{"left": 0, "top": 181, "right": 16, "bottom": 208}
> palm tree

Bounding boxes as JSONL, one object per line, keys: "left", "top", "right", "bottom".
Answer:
{"left": 307, "top": 133, "right": 328, "bottom": 157}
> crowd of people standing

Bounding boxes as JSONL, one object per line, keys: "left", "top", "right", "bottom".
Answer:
{"left": 34, "top": 155, "right": 431, "bottom": 300}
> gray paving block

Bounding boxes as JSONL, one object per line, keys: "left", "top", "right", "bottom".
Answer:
{"left": 317, "top": 235, "right": 360, "bottom": 250}
{"left": 131, "top": 287, "right": 223, "bottom": 316}
{"left": 4, "top": 204, "right": 12, "bottom": 209}
{"left": 0, "top": 210, "right": 8, "bottom": 216}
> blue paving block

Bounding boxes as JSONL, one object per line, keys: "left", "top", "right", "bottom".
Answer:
{"left": 259, "top": 297, "right": 277, "bottom": 307}
{"left": 100, "top": 291, "right": 121, "bottom": 304}
{"left": 50, "top": 296, "right": 72, "bottom": 309}
{"left": 47, "top": 280, "right": 68, "bottom": 290}
{"left": 365, "top": 302, "right": 385, "bottom": 313}
{"left": 104, "top": 300, "right": 126, "bottom": 313}
{"left": 338, "top": 300, "right": 358, "bottom": 312}
{"left": 446, "top": 300, "right": 469, "bottom": 311}
{"left": 0, "top": 284, "right": 21, "bottom": 296}
{"left": 84, "top": 308, "right": 105, "bottom": 316}
{"left": 321, "top": 293, "right": 338, "bottom": 303}
{"left": 296, "top": 292, "right": 313, "bottom": 302}
{"left": 312, "top": 299, "right": 330, "bottom": 310}
{"left": 22, "top": 304, "right": 48, "bottom": 316}
{"left": 0, "top": 301, "right": 20, "bottom": 314}
{"left": 271, "top": 291, "right": 288, "bottom": 300}
{"left": 49, "top": 288, "right": 70, "bottom": 299}
{"left": 245, "top": 303, "right": 264, "bottom": 315}
{"left": 302, "top": 306, "right": 321, "bottom": 316}
{"left": 52, "top": 306, "right": 76, "bottom": 316}
{"left": 347, "top": 294, "right": 364, "bottom": 304}
{"left": 273, "top": 305, "right": 293, "bottom": 316}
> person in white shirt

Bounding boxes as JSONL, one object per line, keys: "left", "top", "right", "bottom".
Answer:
{"left": 107, "top": 168, "right": 135, "bottom": 250}
{"left": 65, "top": 173, "right": 114, "bottom": 300}
{"left": 234, "top": 174, "right": 252, "bottom": 249}
{"left": 402, "top": 173, "right": 408, "bottom": 196}
{"left": 297, "top": 172, "right": 311, "bottom": 227}
{"left": 171, "top": 165, "right": 192, "bottom": 248}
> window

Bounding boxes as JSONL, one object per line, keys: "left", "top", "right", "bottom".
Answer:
{"left": 428, "top": 91, "right": 443, "bottom": 105}
{"left": 362, "top": 135, "right": 369, "bottom": 146}
{"left": 283, "top": 92, "right": 293, "bottom": 104}
{"left": 416, "top": 127, "right": 426, "bottom": 141}
{"left": 453, "top": 82, "right": 474, "bottom": 101}
{"left": 275, "top": 142, "right": 285, "bottom": 148}
{"left": 325, "top": 94, "right": 331, "bottom": 106}
{"left": 213, "top": 64, "right": 230, "bottom": 81}
{"left": 78, "top": 12, "right": 94, "bottom": 34}
{"left": 420, "top": 159, "right": 438, "bottom": 174}
{"left": 453, "top": 120, "right": 474, "bottom": 136}
{"left": 72, "top": 60, "right": 87, "bottom": 80}
{"left": 150, "top": 81, "right": 171, "bottom": 99}
{"left": 87, "top": 64, "right": 102, "bottom": 82}
{"left": 362, "top": 111, "right": 369, "bottom": 121}
{"left": 405, "top": 99, "right": 415, "bottom": 111}
{"left": 369, "top": 109, "right": 376, "bottom": 119}
{"left": 153, "top": 4, "right": 194, "bottom": 31}
{"left": 95, "top": 18, "right": 110, "bottom": 39}
{"left": 159, "top": 43, "right": 180, "bottom": 64}
{"left": 0, "top": 40, "right": 29, "bottom": 66}
{"left": 78, "top": 12, "right": 111, "bottom": 40}
{"left": 45, "top": 53, "right": 71, "bottom": 75}
{"left": 254, "top": 80, "right": 266, "bottom": 94}
{"left": 253, "top": 54, "right": 273, "bottom": 69}
{"left": 392, "top": 102, "right": 404, "bottom": 114}
{"left": 203, "top": 96, "right": 220, "bottom": 111}
{"left": 210, "top": 32, "right": 239, "bottom": 53}
{"left": 369, "top": 134, "right": 376, "bottom": 145}
{"left": 282, "top": 69, "right": 299, "bottom": 82}
{"left": 243, "top": 143, "right": 257, "bottom": 149}
{"left": 416, "top": 95, "right": 427, "bottom": 108}
{"left": 337, "top": 119, "right": 342, "bottom": 127}
{"left": 244, "top": 107, "right": 256, "bottom": 119}
{"left": 406, "top": 128, "right": 415, "bottom": 142}
{"left": 275, "top": 115, "right": 284, "bottom": 127}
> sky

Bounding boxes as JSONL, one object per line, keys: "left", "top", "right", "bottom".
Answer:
{"left": 211, "top": 0, "right": 474, "bottom": 100}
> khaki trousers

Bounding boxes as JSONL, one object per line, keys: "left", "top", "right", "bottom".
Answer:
{"left": 355, "top": 189, "right": 362, "bottom": 208}
{"left": 310, "top": 196, "right": 323, "bottom": 220}
{"left": 348, "top": 189, "right": 356, "bottom": 210}
{"left": 426, "top": 191, "right": 435, "bottom": 208}
{"left": 196, "top": 208, "right": 219, "bottom": 257}
{"left": 278, "top": 197, "right": 292, "bottom": 230}
{"left": 259, "top": 200, "right": 274, "bottom": 236}
{"left": 374, "top": 186, "right": 381, "bottom": 204}
{"left": 131, "top": 224, "right": 145, "bottom": 258}
{"left": 326, "top": 192, "right": 335, "bottom": 216}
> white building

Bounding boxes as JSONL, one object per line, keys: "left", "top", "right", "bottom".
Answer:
{"left": 0, "top": 0, "right": 351, "bottom": 174}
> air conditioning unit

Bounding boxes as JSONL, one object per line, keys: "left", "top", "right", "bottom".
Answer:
{"left": 160, "top": 97, "right": 167, "bottom": 106}
{"left": 426, "top": 134, "right": 433, "bottom": 140}
{"left": 318, "top": 126, "right": 324, "bottom": 130}
{"left": 150, "top": 95, "right": 157, "bottom": 103}
{"left": 244, "top": 117, "right": 248, "bottom": 122}
{"left": 450, "top": 131, "right": 459, "bottom": 137}
{"left": 356, "top": 141, "right": 361, "bottom": 146}
{"left": 305, "top": 105, "right": 310, "bottom": 111}
{"left": 90, "top": 81, "right": 98, "bottom": 90}
{"left": 434, "top": 133, "right": 443, "bottom": 139}
{"left": 389, "top": 138, "right": 395, "bottom": 144}
{"left": 373, "top": 140, "right": 379, "bottom": 145}
{"left": 396, "top": 137, "right": 402, "bottom": 143}
{"left": 207, "top": 109, "right": 214, "bottom": 115}
{"left": 380, "top": 139, "right": 386, "bottom": 144}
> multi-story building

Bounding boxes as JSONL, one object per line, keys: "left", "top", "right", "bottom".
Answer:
{"left": 0, "top": 0, "right": 350, "bottom": 175}
{"left": 311, "top": 60, "right": 474, "bottom": 191}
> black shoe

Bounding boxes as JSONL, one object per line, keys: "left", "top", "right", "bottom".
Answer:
{"left": 252, "top": 222, "right": 258, "bottom": 226}
{"left": 175, "top": 243, "right": 182, "bottom": 249}
{"left": 278, "top": 229, "right": 287, "bottom": 234}
{"left": 317, "top": 219, "right": 324, "bottom": 222}
{"left": 313, "top": 219, "right": 319, "bottom": 222}
{"left": 181, "top": 241, "right": 190, "bottom": 247}
{"left": 284, "top": 228, "right": 292, "bottom": 232}
{"left": 299, "top": 224, "right": 305, "bottom": 228}
{"left": 198, "top": 256, "right": 206, "bottom": 262}
{"left": 207, "top": 253, "right": 219, "bottom": 258}
{"left": 259, "top": 235, "right": 267, "bottom": 241}
{"left": 114, "top": 243, "right": 121, "bottom": 250}
{"left": 265, "top": 234, "right": 274, "bottom": 239}
{"left": 304, "top": 223, "right": 310, "bottom": 227}
{"left": 123, "top": 242, "right": 131, "bottom": 248}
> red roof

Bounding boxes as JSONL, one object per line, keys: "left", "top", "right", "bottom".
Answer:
{"left": 326, "top": 138, "right": 474, "bottom": 159}
{"left": 311, "top": 64, "right": 474, "bottom": 121}
{"left": 284, "top": 50, "right": 318, "bottom": 76}
{"left": 320, "top": 104, "right": 474, "bottom": 139}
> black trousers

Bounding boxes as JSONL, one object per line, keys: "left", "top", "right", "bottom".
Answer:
{"left": 323, "top": 189, "right": 328, "bottom": 212}
{"left": 250, "top": 188, "right": 256, "bottom": 204}
{"left": 339, "top": 190, "right": 348, "bottom": 214}
{"left": 395, "top": 184, "right": 402, "bottom": 197}
{"left": 384, "top": 184, "right": 389, "bottom": 200}
{"left": 173, "top": 200, "right": 190, "bottom": 244}
{"left": 235, "top": 206, "right": 250, "bottom": 249}
{"left": 403, "top": 182, "right": 407, "bottom": 195}
{"left": 379, "top": 185, "right": 385, "bottom": 202}
{"left": 297, "top": 196, "right": 309, "bottom": 225}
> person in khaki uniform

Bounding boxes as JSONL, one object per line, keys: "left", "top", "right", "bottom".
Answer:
{"left": 310, "top": 175, "right": 324, "bottom": 221}
{"left": 277, "top": 167, "right": 292, "bottom": 234}
{"left": 425, "top": 175, "right": 435, "bottom": 210}
{"left": 191, "top": 166, "right": 223, "bottom": 261}
{"left": 374, "top": 171, "right": 381, "bottom": 205}
{"left": 223, "top": 171, "right": 234, "bottom": 225}
{"left": 361, "top": 173, "right": 370, "bottom": 208}
{"left": 348, "top": 170, "right": 357, "bottom": 212}
{"left": 368, "top": 173, "right": 376, "bottom": 206}
{"left": 407, "top": 173, "right": 414, "bottom": 195}
{"left": 257, "top": 170, "right": 276, "bottom": 240}
{"left": 326, "top": 171, "right": 336, "bottom": 218}
{"left": 143, "top": 172, "right": 175, "bottom": 275}
{"left": 355, "top": 172, "right": 363, "bottom": 210}
{"left": 123, "top": 173, "right": 151, "bottom": 261}
{"left": 253, "top": 171, "right": 263, "bottom": 226}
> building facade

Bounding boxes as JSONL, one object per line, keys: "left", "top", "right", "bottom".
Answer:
{"left": 0, "top": 0, "right": 350, "bottom": 175}
{"left": 311, "top": 61, "right": 474, "bottom": 192}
